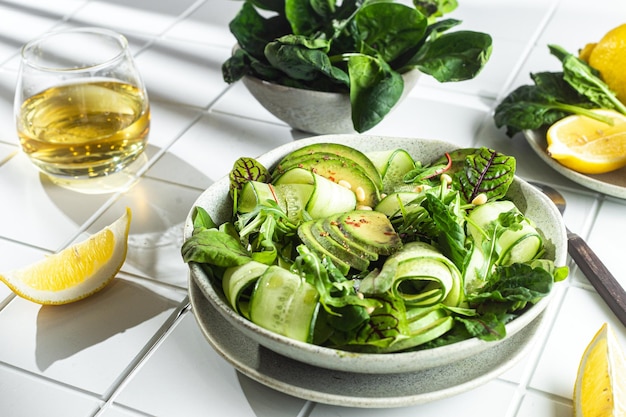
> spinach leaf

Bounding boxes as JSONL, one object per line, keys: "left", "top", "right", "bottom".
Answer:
{"left": 454, "top": 147, "right": 515, "bottom": 204}
{"left": 549, "top": 44, "right": 626, "bottom": 115}
{"left": 468, "top": 263, "right": 553, "bottom": 313}
{"left": 250, "top": 0, "right": 285, "bottom": 12}
{"left": 285, "top": 0, "right": 328, "bottom": 35}
{"left": 414, "top": 0, "right": 459, "bottom": 22}
{"left": 264, "top": 35, "right": 349, "bottom": 84}
{"left": 192, "top": 206, "right": 217, "bottom": 230}
{"left": 228, "top": 2, "right": 290, "bottom": 60}
{"left": 348, "top": 54, "right": 404, "bottom": 132}
{"left": 422, "top": 192, "right": 468, "bottom": 269}
{"left": 181, "top": 228, "right": 251, "bottom": 267}
{"left": 409, "top": 30, "right": 492, "bottom": 82}
{"left": 355, "top": 2, "right": 427, "bottom": 63}
{"left": 494, "top": 44, "right": 623, "bottom": 137}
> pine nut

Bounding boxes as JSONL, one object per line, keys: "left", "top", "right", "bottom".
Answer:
{"left": 355, "top": 186, "right": 366, "bottom": 202}
{"left": 338, "top": 179, "right": 352, "bottom": 189}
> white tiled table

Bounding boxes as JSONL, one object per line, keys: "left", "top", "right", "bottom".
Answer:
{"left": 1, "top": 1, "right": 625, "bottom": 416}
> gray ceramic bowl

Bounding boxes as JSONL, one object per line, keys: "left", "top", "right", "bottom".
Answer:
{"left": 242, "top": 70, "right": 421, "bottom": 135}
{"left": 185, "top": 134, "right": 568, "bottom": 374}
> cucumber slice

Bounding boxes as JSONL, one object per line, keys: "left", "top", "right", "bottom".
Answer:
{"left": 274, "top": 167, "right": 356, "bottom": 219}
{"left": 222, "top": 261, "right": 269, "bottom": 318}
{"left": 380, "top": 149, "right": 416, "bottom": 194}
{"left": 467, "top": 200, "right": 543, "bottom": 265}
{"left": 238, "top": 181, "right": 279, "bottom": 213}
{"left": 374, "top": 192, "right": 424, "bottom": 217}
{"left": 274, "top": 183, "right": 314, "bottom": 223}
{"left": 249, "top": 266, "right": 320, "bottom": 343}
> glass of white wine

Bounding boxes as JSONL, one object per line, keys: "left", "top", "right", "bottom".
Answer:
{"left": 15, "top": 27, "right": 150, "bottom": 181}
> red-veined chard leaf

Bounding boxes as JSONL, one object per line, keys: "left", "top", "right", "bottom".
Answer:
{"left": 229, "top": 157, "right": 271, "bottom": 198}
{"left": 455, "top": 147, "right": 515, "bottom": 204}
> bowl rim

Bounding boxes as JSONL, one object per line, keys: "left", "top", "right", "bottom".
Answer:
{"left": 185, "top": 134, "right": 567, "bottom": 374}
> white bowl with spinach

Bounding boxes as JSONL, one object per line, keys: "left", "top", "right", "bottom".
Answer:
{"left": 223, "top": 0, "right": 492, "bottom": 134}
{"left": 182, "top": 135, "right": 568, "bottom": 374}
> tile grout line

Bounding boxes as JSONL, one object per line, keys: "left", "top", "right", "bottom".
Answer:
{"left": 93, "top": 299, "right": 192, "bottom": 416}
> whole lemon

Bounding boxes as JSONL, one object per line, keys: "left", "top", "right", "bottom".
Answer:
{"left": 586, "top": 24, "right": 626, "bottom": 104}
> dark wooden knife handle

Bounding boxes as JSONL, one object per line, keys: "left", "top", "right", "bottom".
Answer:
{"left": 567, "top": 231, "right": 626, "bottom": 327}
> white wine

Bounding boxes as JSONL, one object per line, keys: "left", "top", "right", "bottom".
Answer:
{"left": 17, "top": 80, "right": 150, "bottom": 178}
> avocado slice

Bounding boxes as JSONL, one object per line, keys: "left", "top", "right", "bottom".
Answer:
{"left": 334, "top": 210, "right": 402, "bottom": 256}
{"left": 273, "top": 157, "right": 380, "bottom": 208}
{"left": 309, "top": 220, "right": 371, "bottom": 271}
{"left": 320, "top": 219, "right": 379, "bottom": 262}
{"left": 297, "top": 222, "right": 351, "bottom": 275}
{"left": 276, "top": 143, "right": 383, "bottom": 189}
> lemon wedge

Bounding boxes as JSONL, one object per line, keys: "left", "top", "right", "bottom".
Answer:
{"left": 546, "top": 109, "right": 626, "bottom": 174}
{"left": 574, "top": 323, "right": 626, "bottom": 417}
{"left": 0, "top": 208, "right": 131, "bottom": 305}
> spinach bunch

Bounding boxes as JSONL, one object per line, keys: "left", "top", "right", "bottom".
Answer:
{"left": 222, "top": 0, "right": 492, "bottom": 133}
{"left": 494, "top": 44, "right": 626, "bottom": 137}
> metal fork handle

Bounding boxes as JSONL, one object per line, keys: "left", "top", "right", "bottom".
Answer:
{"left": 567, "top": 229, "right": 626, "bottom": 327}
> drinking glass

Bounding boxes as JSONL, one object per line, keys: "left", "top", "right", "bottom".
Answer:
{"left": 14, "top": 27, "right": 150, "bottom": 180}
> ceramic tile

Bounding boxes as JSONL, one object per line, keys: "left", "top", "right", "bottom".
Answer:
{"left": 0, "top": 142, "right": 16, "bottom": 164}
{"left": 151, "top": 111, "right": 296, "bottom": 189}
{"left": 113, "top": 311, "right": 307, "bottom": 417}
{"left": 212, "top": 81, "right": 287, "bottom": 126}
{"left": 537, "top": 0, "right": 626, "bottom": 50}
{"left": 163, "top": 0, "right": 240, "bottom": 48}
{"left": 98, "top": 404, "right": 150, "bottom": 417}
{"left": 84, "top": 178, "right": 202, "bottom": 287}
{"left": 515, "top": 391, "right": 572, "bottom": 417}
{"left": 0, "top": 4, "right": 65, "bottom": 66}
{"left": 368, "top": 90, "right": 490, "bottom": 147}
{"left": 143, "top": 99, "right": 202, "bottom": 150}
{"left": 135, "top": 38, "right": 231, "bottom": 108}
{"left": 529, "top": 286, "right": 626, "bottom": 398}
{"left": 585, "top": 197, "right": 626, "bottom": 286}
{"left": 452, "top": 0, "right": 557, "bottom": 43}
{"left": 0, "top": 365, "right": 102, "bottom": 417}
{"left": 0, "top": 275, "right": 186, "bottom": 395}
{"left": 67, "top": 0, "right": 197, "bottom": 37}
{"left": 0, "top": 152, "right": 116, "bottom": 250}
{"left": 309, "top": 378, "right": 516, "bottom": 417}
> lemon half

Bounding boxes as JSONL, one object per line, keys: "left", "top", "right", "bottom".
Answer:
{"left": 546, "top": 109, "right": 626, "bottom": 174}
{"left": 0, "top": 208, "right": 131, "bottom": 305}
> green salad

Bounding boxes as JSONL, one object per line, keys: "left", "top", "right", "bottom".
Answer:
{"left": 182, "top": 143, "right": 568, "bottom": 353}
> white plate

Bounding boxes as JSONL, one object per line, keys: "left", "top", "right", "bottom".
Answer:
{"left": 524, "top": 129, "right": 626, "bottom": 199}
{"left": 189, "top": 277, "right": 546, "bottom": 408}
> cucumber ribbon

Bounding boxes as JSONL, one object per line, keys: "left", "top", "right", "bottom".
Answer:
{"left": 360, "top": 241, "right": 464, "bottom": 308}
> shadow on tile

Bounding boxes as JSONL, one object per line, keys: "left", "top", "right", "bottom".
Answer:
{"left": 34, "top": 277, "right": 178, "bottom": 371}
